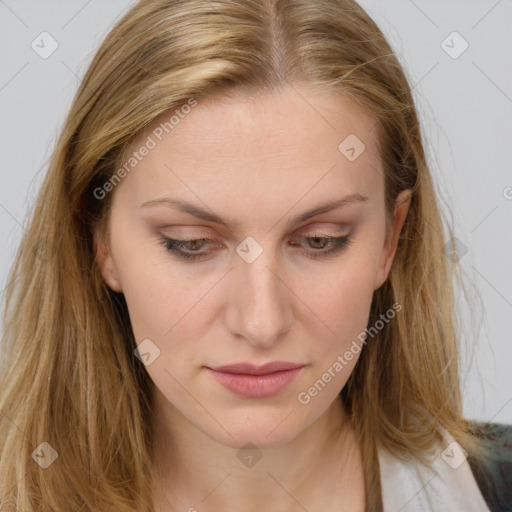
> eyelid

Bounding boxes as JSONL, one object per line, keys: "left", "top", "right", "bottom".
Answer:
{"left": 159, "top": 222, "right": 349, "bottom": 237}
{"left": 157, "top": 224, "right": 350, "bottom": 247}
{"left": 298, "top": 227, "right": 349, "bottom": 236}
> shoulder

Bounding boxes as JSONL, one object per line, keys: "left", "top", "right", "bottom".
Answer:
{"left": 467, "top": 420, "right": 512, "bottom": 512}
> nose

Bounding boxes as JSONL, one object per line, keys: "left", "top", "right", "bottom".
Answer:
{"left": 225, "top": 245, "right": 294, "bottom": 348}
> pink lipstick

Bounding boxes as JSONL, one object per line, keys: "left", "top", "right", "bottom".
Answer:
{"left": 205, "top": 362, "right": 305, "bottom": 398}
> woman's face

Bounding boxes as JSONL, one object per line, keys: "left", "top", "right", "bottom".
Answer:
{"left": 95, "top": 85, "right": 410, "bottom": 450}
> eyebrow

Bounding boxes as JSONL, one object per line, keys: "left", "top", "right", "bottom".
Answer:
{"left": 139, "top": 193, "right": 369, "bottom": 230}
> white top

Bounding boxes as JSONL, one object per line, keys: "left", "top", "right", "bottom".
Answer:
{"left": 378, "top": 429, "right": 490, "bottom": 511}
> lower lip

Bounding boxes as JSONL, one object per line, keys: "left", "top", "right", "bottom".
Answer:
{"left": 205, "top": 367, "right": 305, "bottom": 398}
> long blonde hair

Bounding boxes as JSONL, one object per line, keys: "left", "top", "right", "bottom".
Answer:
{"left": 0, "top": 0, "right": 486, "bottom": 510}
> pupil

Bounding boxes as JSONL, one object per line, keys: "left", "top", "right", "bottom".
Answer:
{"left": 311, "top": 237, "right": 327, "bottom": 248}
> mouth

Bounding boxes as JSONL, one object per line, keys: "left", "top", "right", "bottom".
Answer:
{"left": 204, "top": 361, "right": 306, "bottom": 398}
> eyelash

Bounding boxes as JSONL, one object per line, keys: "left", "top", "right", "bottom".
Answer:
{"left": 158, "top": 234, "right": 351, "bottom": 261}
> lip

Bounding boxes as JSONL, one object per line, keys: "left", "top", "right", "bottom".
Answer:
{"left": 210, "top": 361, "right": 305, "bottom": 375}
{"left": 205, "top": 362, "right": 306, "bottom": 398}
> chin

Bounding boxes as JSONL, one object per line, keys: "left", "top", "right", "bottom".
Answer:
{"left": 194, "top": 405, "right": 315, "bottom": 450}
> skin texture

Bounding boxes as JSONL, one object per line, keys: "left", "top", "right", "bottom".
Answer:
{"left": 95, "top": 85, "right": 411, "bottom": 511}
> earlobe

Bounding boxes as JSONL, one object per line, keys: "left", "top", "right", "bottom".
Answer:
{"left": 374, "top": 189, "right": 412, "bottom": 290}
{"left": 93, "top": 224, "right": 123, "bottom": 293}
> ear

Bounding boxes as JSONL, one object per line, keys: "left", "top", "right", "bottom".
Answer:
{"left": 374, "top": 189, "right": 412, "bottom": 290}
{"left": 93, "top": 222, "right": 123, "bottom": 293}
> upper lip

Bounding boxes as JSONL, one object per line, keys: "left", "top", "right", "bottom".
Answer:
{"left": 207, "top": 361, "right": 306, "bottom": 375}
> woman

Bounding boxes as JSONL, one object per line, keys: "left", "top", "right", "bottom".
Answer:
{"left": 0, "top": 0, "right": 510, "bottom": 511}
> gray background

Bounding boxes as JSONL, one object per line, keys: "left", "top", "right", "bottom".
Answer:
{"left": 1, "top": 0, "right": 511, "bottom": 423}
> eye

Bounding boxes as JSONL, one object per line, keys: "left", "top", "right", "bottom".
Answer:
{"left": 159, "top": 233, "right": 351, "bottom": 262}
{"left": 293, "top": 235, "right": 351, "bottom": 259}
{"left": 158, "top": 236, "right": 215, "bottom": 261}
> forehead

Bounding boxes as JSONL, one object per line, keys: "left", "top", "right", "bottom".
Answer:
{"left": 133, "top": 85, "right": 379, "bottom": 156}
{"left": 116, "top": 85, "right": 384, "bottom": 215}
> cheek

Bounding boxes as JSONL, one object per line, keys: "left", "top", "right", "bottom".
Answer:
{"left": 301, "top": 258, "right": 376, "bottom": 333}
{"left": 112, "top": 244, "right": 226, "bottom": 380}
{"left": 109, "top": 233, "right": 181, "bottom": 339}
{"left": 119, "top": 261, "right": 206, "bottom": 343}
{"left": 293, "top": 267, "right": 376, "bottom": 403}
